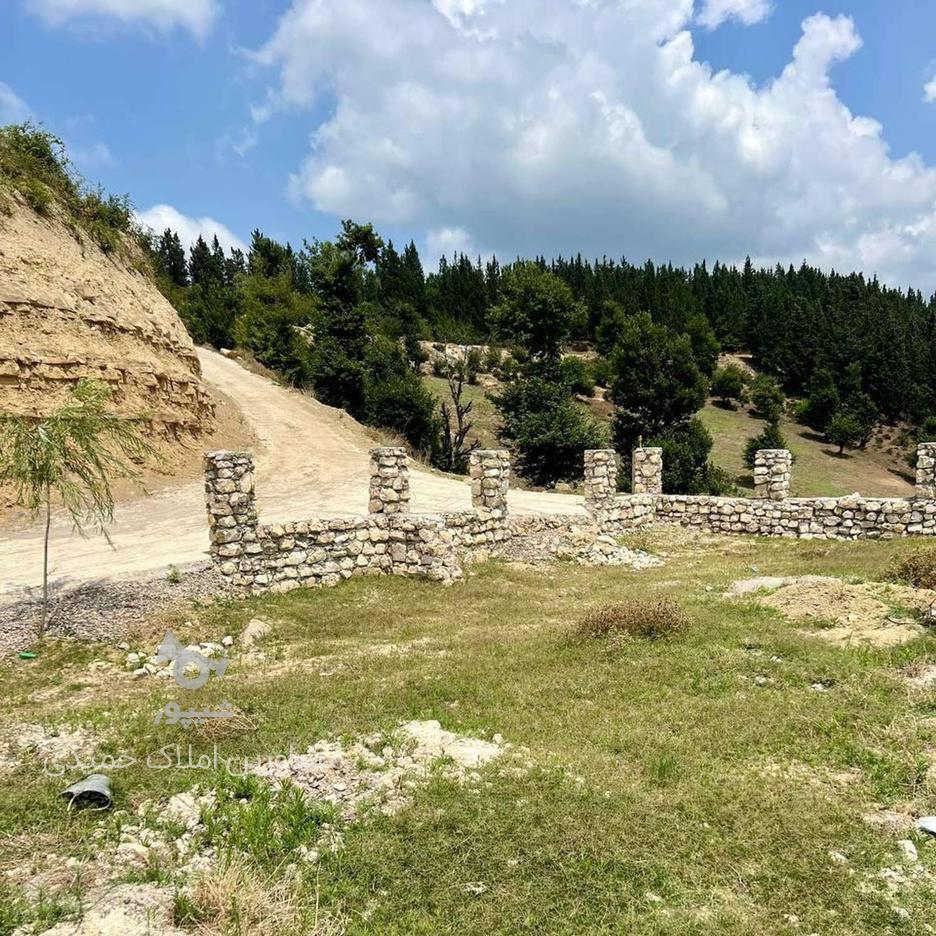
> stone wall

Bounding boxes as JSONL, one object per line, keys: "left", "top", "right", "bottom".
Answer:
{"left": 753, "top": 449, "right": 792, "bottom": 501}
{"left": 206, "top": 450, "right": 460, "bottom": 594}
{"left": 918, "top": 443, "right": 936, "bottom": 499}
{"left": 469, "top": 449, "right": 509, "bottom": 514}
{"left": 631, "top": 447, "right": 663, "bottom": 495}
{"left": 205, "top": 444, "right": 936, "bottom": 595}
{"left": 369, "top": 447, "right": 410, "bottom": 514}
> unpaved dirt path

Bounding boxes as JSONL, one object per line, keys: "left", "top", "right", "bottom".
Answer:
{"left": 0, "top": 349, "right": 584, "bottom": 599}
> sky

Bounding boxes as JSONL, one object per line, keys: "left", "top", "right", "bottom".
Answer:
{"left": 3, "top": 0, "right": 936, "bottom": 291}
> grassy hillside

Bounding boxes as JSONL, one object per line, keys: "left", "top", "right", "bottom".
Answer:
{"left": 700, "top": 404, "right": 915, "bottom": 498}
{"left": 426, "top": 371, "right": 916, "bottom": 498}
{"left": 424, "top": 374, "right": 502, "bottom": 450}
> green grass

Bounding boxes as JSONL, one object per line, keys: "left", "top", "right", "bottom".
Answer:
{"left": 699, "top": 403, "right": 916, "bottom": 498}
{"left": 1, "top": 532, "right": 935, "bottom": 933}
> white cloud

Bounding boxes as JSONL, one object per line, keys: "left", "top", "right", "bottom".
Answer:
{"left": 255, "top": 1, "right": 936, "bottom": 291}
{"left": 425, "top": 226, "right": 478, "bottom": 265}
{"left": 136, "top": 204, "right": 247, "bottom": 254}
{"left": 26, "top": 0, "right": 218, "bottom": 39}
{"left": 697, "top": 0, "right": 771, "bottom": 30}
{"left": 925, "top": 77, "right": 936, "bottom": 104}
{"left": 0, "top": 83, "right": 31, "bottom": 123}
{"left": 69, "top": 140, "right": 116, "bottom": 169}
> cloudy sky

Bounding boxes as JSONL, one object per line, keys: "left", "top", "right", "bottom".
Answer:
{"left": 4, "top": 0, "right": 936, "bottom": 289}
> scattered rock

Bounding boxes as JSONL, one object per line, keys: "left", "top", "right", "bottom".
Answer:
{"left": 241, "top": 618, "right": 272, "bottom": 649}
{"left": 917, "top": 816, "right": 936, "bottom": 836}
{"left": 897, "top": 840, "right": 919, "bottom": 862}
{"left": 254, "top": 720, "right": 505, "bottom": 819}
{"left": 11, "top": 883, "right": 185, "bottom": 935}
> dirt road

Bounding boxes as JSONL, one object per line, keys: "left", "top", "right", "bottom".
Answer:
{"left": 0, "top": 349, "right": 584, "bottom": 599}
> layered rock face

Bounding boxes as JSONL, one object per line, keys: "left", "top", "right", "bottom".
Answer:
{"left": 0, "top": 199, "right": 213, "bottom": 436}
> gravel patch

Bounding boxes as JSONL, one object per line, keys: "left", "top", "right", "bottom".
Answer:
{"left": 0, "top": 562, "right": 231, "bottom": 655}
{"left": 254, "top": 720, "right": 506, "bottom": 819}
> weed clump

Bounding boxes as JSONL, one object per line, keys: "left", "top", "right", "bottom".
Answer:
{"left": 576, "top": 598, "right": 688, "bottom": 641}
{"left": 887, "top": 548, "right": 936, "bottom": 590}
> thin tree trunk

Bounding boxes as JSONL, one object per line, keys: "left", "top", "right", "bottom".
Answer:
{"left": 40, "top": 483, "right": 50, "bottom": 639}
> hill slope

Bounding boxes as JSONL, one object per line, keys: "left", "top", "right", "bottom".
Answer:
{"left": 0, "top": 196, "right": 214, "bottom": 437}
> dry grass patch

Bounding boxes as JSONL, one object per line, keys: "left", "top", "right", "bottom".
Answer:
{"left": 180, "top": 859, "right": 344, "bottom": 936}
{"left": 888, "top": 547, "right": 936, "bottom": 591}
{"left": 575, "top": 598, "right": 689, "bottom": 641}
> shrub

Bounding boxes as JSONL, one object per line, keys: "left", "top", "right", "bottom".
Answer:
{"left": 743, "top": 419, "right": 788, "bottom": 469}
{"left": 0, "top": 123, "right": 135, "bottom": 252}
{"left": 576, "top": 599, "right": 688, "bottom": 641}
{"left": 465, "top": 347, "right": 483, "bottom": 384}
{"left": 492, "top": 375, "right": 607, "bottom": 486}
{"left": 711, "top": 364, "right": 748, "bottom": 408}
{"left": 559, "top": 356, "right": 595, "bottom": 397}
{"left": 887, "top": 549, "right": 936, "bottom": 590}
{"left": 482, "top": 345, "right": 503, "bottom": 374}
{"left": 750, "top": 375, "right": 785, "bottom": 421}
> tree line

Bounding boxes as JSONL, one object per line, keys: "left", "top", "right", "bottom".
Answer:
{"left": 146, "top": 221, "right": 936, "bottom": 492}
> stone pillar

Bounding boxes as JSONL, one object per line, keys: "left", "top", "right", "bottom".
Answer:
{"left": 583, "top": 449, "right": 617, "bottom": 513}
{"left": 469, "top": 449, "right": 510, "bottom": 514}
{"left": 204, "top": 451, "right": 258, "bottom": 563}
{"left": 369, "top": 447, "right": 410, "bottom": 514}
{"left": 916, "top": 443, "right": 936, "bottom": 499}
{"left": 631, "top": 447, "right": 663, "bottom": 495}
{"left": 754, "top": 449, "right": 792, "bottom": 501}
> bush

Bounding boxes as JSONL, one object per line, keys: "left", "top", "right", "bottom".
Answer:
{"left": 465, "top": 347, "right": 483, "bottom": 384}
{"left": 711, "top": 364, "right": 748, "bottom": 408}
{"left": 750, "top": 375, "right": 785, "bottom": 421}
{"left": 887, "top": 549, "right": 936, "bottom": 590}
{"left": 482, "top": 345, "right": 503, "bottom": 374}
{"left": 743, "top": 419, "right": 788, "bottom": 469}
{"left": 576, "top": 599, "right": 688, "bottom": 641}
{"left": 0, "top": 123, "right": 134, "bottom": 252}
{"left": 492, "top": 375, "right": 607, "bottom": 486}
{"left": 559, "top": 356, "right": 595, "bottom": 397}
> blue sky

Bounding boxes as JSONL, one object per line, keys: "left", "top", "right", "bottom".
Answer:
{"left": 4, "top": 1, "right": 936, "bottom": 289}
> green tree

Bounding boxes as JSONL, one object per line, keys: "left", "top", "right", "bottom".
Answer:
{"left": 234, "top": 274, "right": 316, "bottom": 386}
{"left": 843, "top": 392, "right": 879, "bottom": 449}
{"left": 489, "top": 262, "right": 584, "bottom": 363}
{"left": 743, "top": 419, "right": 788, "bottom": 469}
{"left": 155, "top": 229, "right": 187, "bottom": 287}
{"left": 749, "top": 375, "right": 785, "bottom": 422}
{"left": 492, "top": 377, "right": 606, "bottom": 486}
{"left": 559, "top": 356, "right": 595, "bottom": 397}
{"left": 594, "top": 300, "right": 628, "bottom": 356}
{"left": 825, "top": 412, "right": 863, "bottom": 455}
{"left": 654, "top": 419, "right": 733, "bottom": 495}
{"left": 711, "top": 364, "right": 748, "bottom": 409}
{"left": 797, "top": 368, "right": 841, "bottom": 432}
{"left": 363, "top": 336, "right": 439, "bottom": 452}
{"left": 609, "top": 313, "right": 708, "bottom": 450}
{"left": 0, "top": 380, "right": 153, "bottom": 636}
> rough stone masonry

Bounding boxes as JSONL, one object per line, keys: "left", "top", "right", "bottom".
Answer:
{"left": 205, "top": 444, "right": 936, "bottom": 594}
